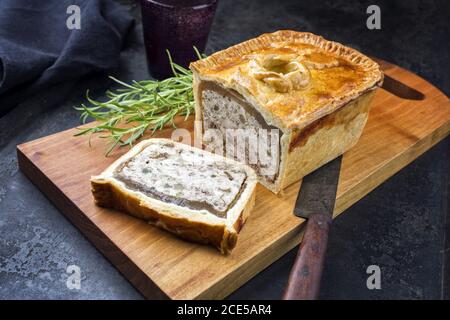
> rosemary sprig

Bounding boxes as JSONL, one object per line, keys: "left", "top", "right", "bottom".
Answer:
{"left": 75, "top": 50, "right": 200, "bottom": 156}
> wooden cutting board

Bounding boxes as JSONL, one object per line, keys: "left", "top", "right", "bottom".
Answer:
{"left": 17, "top": 62, "right": 450, "bottom": 299}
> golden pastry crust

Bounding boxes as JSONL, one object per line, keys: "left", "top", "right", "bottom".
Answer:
{"left": 190, "top": 30, "right": 383, "bottom": 131}
{"left": 279, "top": 90, "right": 375, "bottom": 189}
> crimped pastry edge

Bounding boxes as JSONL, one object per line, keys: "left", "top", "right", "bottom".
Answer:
{"left": 190, "top": 30, "right": 383, "bottom": 131}
{"left": 191, "top": 30, "right": 381, "bottom": 75}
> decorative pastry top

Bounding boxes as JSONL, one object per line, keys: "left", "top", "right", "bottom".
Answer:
{"left": 249, "top": 54, "right": 311, "bottom": 93}
{"left": 190, "top": 30, "right": 383, "bottom": 130}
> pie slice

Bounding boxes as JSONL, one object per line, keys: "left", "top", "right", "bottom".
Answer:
{"left": 91, "top": 139, "right": 257, "bottom": 254}
{"left": 190, "top": 30, "right": 383, "bottom": 193}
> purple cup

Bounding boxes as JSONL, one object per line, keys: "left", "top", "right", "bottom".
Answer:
{"left": 140, "top": 0, "right": 218, "bottom": 79}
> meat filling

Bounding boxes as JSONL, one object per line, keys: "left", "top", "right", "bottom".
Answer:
{"left": 199, "top": 81, "right": 282, "bottom": 185}
{"left": 113, "top": 141, "right": 247, "bottom": 219}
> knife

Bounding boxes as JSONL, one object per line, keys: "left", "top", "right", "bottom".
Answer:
{"left": 371, "top": 57, "right": 425, "bottom": 101}
{"left": 282, "top": 58, "right": 425, "bottom": 300}
{"left": 282, "top": 156, "right": 342, "bottom": 300}
{"left": 381, "top": 74, "right": 425, "bottom": 100}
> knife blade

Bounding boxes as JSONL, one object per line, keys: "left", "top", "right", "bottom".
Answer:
{"left": 381, "top": 74, "right": 425, "bottom": 100}
{"left": 371, "top": 57, "right": 425, "bottom": 100}
{"left": 282, "top": 156, "right": 342, "bottom": 300}
{"left": 293, "top": 156, "right": 342, "bottom": 219}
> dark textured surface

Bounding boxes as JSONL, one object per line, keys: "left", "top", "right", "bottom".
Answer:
{"left": 0, "top": 0, "right": 449, "bottom": 299}
{"left": 0, "top": 0, "right": 134, "bottom": 117}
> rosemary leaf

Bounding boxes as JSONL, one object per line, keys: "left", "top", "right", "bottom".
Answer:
{"left": 75, "top": 50, "right": 202, "bottom": 156}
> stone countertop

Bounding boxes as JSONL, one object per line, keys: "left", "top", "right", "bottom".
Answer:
{"left": 0, "top": 0, "right": 449, "bottom": 299}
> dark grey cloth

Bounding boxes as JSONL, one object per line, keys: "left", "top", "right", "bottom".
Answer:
{"left": 0, "top": 0, "right": 134, "bottom": 116}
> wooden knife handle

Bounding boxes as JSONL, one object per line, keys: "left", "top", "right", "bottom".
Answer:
{"left": 282, "top": 213, "right": 332, "bottom": 300}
